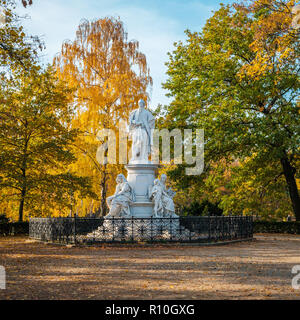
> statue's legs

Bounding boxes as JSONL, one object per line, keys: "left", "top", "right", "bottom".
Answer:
{"left": 131, "top": 127, "right": 149, "bottom": 162}
{"left": 106, "top": 203, "right": 122, "bottom": 218}
{"left": 161, "top": 196, "right": 175, "bottom": 217}
{"left": 106, "top": 196, "right": 114, "bottom": 209}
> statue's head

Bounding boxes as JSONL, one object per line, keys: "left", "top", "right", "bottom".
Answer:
{"left": 116, "top": 174, "right": 126, "bottom": 183}
{"left": 153, "top": 179, "right": 160, "bottom": 186}
{"left": 160, "top": 174, "right": 167, "bottom": 184}
{"left": 138, "top": 99, "right": 146, "bottom": 109}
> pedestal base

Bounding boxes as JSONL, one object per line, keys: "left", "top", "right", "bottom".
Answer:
{"left": 126, "top": 163, "right": 158, "bottom": 204}
{"left": 125, "top": 163, "right": 158, "bottom": 217}
{"left": 130, "top": 202, "right": 154, "bottom": 217}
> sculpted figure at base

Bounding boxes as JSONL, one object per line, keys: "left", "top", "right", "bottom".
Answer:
{"left": 129, "top": 99, "right": 155, "bottom": 163}
{"left": 151, "top": 179, "right": 164, "bottom": 217}
{"left": 150, "top": 174, "right": 176, "bottom": 217}
{"left": 106, "top": 174, "right": 135, "bottom": 218}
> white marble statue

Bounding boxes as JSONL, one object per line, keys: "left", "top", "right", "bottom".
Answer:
{"left": 106, "top": 174, "right": 135, "bottom": 218}
{"left": 129, "top": 99, "right": 155, "bottom": 163}
{"left": 150, "top": 174, "right": 176, "bottom": 217}
{"left": 150, "top": 179, "right": 164, "bottom": 217}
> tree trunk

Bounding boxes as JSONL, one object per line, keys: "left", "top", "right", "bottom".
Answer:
{"left": 18, "top": 188, "right": 26, "bottom": 222}
{"left": 19, "top": 130, "right": 29, "bottom": 222}
{"left": 18, "top": 164, "right": 27, "bottom": 222}
{"left": 280, "top": 156, "right": 300, "bottom": 221}
{"left": 100, "top": 166, "right": 108, "bottom": 217}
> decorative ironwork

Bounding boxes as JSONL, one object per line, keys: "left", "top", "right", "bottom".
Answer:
{"left": 29, "top": 216, "right": 253, "bottom": 244}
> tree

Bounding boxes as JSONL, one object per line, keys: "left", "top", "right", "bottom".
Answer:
{"left": 160, "top": 0, "right": 300, "bottom": 219}
{"left": 0, "top": 0, "right": 42, "bottom": 73}
{"left": 54, "top": 17, "right": 152, "bottom": 216}
{"left": 237, "top": 0, "right": 300, "bottom": 79}
{"left": 0, "top": 67, "right": 95, "bottom": 221}
{"left": 218, "top": 157, "right": 293, "bottom": 219}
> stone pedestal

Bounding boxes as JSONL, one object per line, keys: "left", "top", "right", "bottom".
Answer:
{"left": 125, "top": 163, "right": 158, "bottom": 217}
{"left": 86, "top": 163, "right": 184, "bottom": 241}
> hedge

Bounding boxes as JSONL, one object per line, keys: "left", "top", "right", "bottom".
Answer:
{"left": 253, "top": 221, "right": 300, "bottom": 234}
{"left": 0, "top": 222, "right": 29, "bottom": 236}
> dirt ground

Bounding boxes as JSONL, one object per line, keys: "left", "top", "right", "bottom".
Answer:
{"left": 0, "top": 234, "right": 299, "bottom": 300}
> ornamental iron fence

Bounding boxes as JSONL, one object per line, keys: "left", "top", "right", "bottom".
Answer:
{"left": 29, "top": 216, "right": 253, "bottom": 244}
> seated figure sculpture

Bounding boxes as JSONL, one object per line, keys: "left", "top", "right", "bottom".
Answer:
{"left": 150, "top": 174, "right": 176, "bottom": 217}
{"left": 106, "top": 174, "right": 135, "bottom": 218}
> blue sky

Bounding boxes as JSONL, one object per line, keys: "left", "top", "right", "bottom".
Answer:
{"left": 17, "top": 0, "right": 233, "bottom": 108}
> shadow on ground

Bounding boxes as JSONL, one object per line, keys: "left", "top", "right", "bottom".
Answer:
{"left": 0, "top": 234, "right": 299, "bottom": 299}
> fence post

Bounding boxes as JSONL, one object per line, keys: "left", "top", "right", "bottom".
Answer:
{"left": 170, "top": 216, "right": 172, "bottom": 242}
{"left": 208, "top": 216, "right": 211, "bottom": 242}
{"left": 131, "top": 216, "right": 134, "bottom": 242}
{"left": 73, "top": 214, "right": 77, "bottom": 245}
{"left": 189, "top": 217, "right": 192, "bottom": 242}
{"left": 112, "top": 217, "right": 115, "bottom": 242}
{"left": 150, "top": 216, "right": 153, "bottom": 243}
{"left": 221, "top": 217, "right": 223, "bottom": 240}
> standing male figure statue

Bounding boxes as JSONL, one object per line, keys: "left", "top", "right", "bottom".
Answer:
{"left": 129, "top": 99, "right": 155, "bottom": 163}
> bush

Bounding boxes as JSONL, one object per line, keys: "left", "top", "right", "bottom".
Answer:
{"left": 180, "top": 200, "right": 223, "bottom": 216}
{"left": 0, "top": 214, "right": 9, "bottom": 223}
{"left": 0, "top": 222, "right": 29, "bottom": 236}
{"left": 253, "top": 221, "right": 300, "bottom": 234}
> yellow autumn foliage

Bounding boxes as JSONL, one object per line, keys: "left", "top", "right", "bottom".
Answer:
{"left": 54, "top": 17, "right": 152, "bottom": 216}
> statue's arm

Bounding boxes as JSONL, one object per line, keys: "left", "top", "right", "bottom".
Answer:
{"left": 162, "top": 189, "right": 169, "bottom": 197}
{"left": 114, "top": 184, "right": 124, "bottom": 197}
{"left": 147, "top": 111, "right": 155, "bottom": 129}
{"left": 149, "top": 186, "right": 156, "bottom": 197}
{"left": 167, "top": 188, "right": 176, "bottom": 198}
{"left": 149, "top": 118, "right": 155, "bottom": 130}
{"left": 117, "top": 182, "right": 130, "bottom": 196}
{"left": 130, "top": 121, "right": 142, "bottom": 129}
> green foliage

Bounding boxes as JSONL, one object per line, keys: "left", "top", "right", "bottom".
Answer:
{"left": 218, "top": 157, "right": 293, "bottom": 219}
{"left": 0, "top": 67, "right": 96, "bottom": 221}
{"left": 159, "top": 1, "right": 300, "bottom": 220}
{"left": 181, "top": 199, "right": 223, "bottom": 216}
{"left": 0, "top": 0, "right": 42, "bottom": 73}
{"left": 0, "top": 221, "right": 29, "bottom": 235}
{"left": 254, "top": 221, "right": 300, "bottom": 234}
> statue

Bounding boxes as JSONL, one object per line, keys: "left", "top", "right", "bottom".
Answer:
{"left": 129, "top": 99, "right": 155, "bottom": 163}
{"left": 150, "top": 174, "right": 176, "bottom": 217}
{"left": 106, "top": 174, "right": 135, "bottom": 218}
{"left": 150, "top": 179, "right": 164, "bottom": 217}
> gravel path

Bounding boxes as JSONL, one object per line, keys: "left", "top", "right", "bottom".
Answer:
{"left": 0, "top": 234, "right": 299, "bottom": 300}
